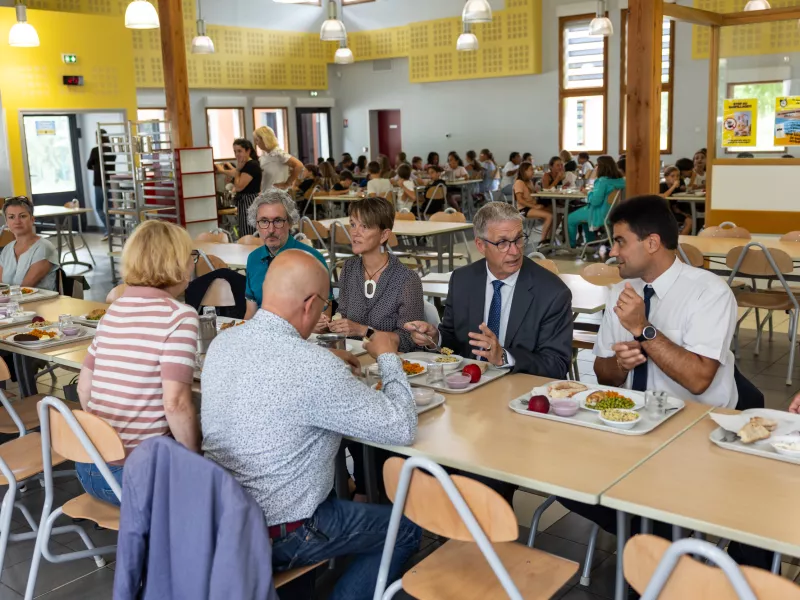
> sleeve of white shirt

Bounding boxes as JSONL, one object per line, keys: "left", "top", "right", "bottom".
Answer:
{"left": 593, "top": 286, "right": 622, "bottom": 359}
{"left": 681, "top": 282, "right": 737, "bottom": 365}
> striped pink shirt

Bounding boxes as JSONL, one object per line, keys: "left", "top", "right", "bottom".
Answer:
{"left": 83, "top": 286, "right": 199, "bottom": 454}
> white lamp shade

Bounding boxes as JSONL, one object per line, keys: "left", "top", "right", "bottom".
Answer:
{"left": 8, "top": 22, "right": 39, "bottom": 47}
{"left": 273, "top": 0, "right": 314, "bottom": 2}
{"left": 334, "top": 46, "right": 354, "bottom": 64}
{"left": 744, "top": 0, "right": 770, "bottom": 9}
{"left": 589, "top": 16, "right": 614, "bottom": 36}
{"left": 320, "top": 18, "right": 347, "bottom": 42}
{"left": 456, "top": 32, "right": 479, "bottom": 51}
{"left": 191, "top": 35, "right": 215, "bottom": 54}
{"left": 462, "top": 0, "right": 492, "bottom": 24}
{"left": 125, "top": 0, "right": 160, "bottom": 30}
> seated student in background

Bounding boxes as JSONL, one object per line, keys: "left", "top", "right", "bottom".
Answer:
{"left": 501, "top": 152, "right": 522, "bottom": 192}
{"left": 465, "top": 150, "right": 484, "bottom": 180}
{"left": 328, "top": 170, "right": 355, "bottom": 196}
{"left": 563, "top": 159, "right": 578, "bottom": 188}
{"left": 560, "top": 149, "right": 578, "bottom": 174}
{"left": 425, "top": 152, "right": 440, "bottom": 170}
{"left": 522, "top": 152, "right": 534, "bottom": 164}
{"left": 294, "top": 164, "right": 319, "bottom": 197}
{"left": 616, "top": 156, "right": 626, "bottom": 177}
{"left": 541, "top": 156, "right": 565, "bottom": 190}
{"left": 378, "top": 154, "right": 394, "bottom": 180}
{"left": 660, "top": 165, "right": 691, "bottom": 235}
{"left": 513, "top": 162, "right": 553, "bottom": 241}
{"left": 689, "top": 149, "right": 707, "bottom": 190}
{"left": 319, "top": 161, "right": 339, "bottom": 191}
{"left": 0, "top": 196, "right": 59, "bottom": 290}
{"left": 479, "top": 149, "right": 498, "bottom": 195}
{"left": 445, "top": 152, "right": 469, "bottom": 179}
{"left": 395, "top": 164, "right": 418, "bottom": 211}
{"left": 354, "top": 155, "right": 368, "bottom": 176}
{"left": 414, "top": 166, "right": 447, "bottom": 216}
{"left": 566, "top": 155, "right": 626, "bottom": 249}
{"left": 410, "top": 156, "right": 426, "bottom": 184}
{"left": 366, "top": 160, "right": 393, "bottom": 198}
{"left": 577, "top": 152, "right": 595, "bottom": 177}
{"left": 396, "top": 151, "right": 408, "bottom": 168}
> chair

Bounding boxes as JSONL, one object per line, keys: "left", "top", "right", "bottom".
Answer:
{"left": 0, "top": 229, "right": 14, "bottom": 249}
{"left": 579, "top": 189, "right": 623, "bottom": 260}
{"left": 237, "top": 234, "right": 260, "bottom": 245}
{"left": 105, "top": 284, "right": 127, "bottom": 303}
{"left": 726, "top": 243, "right": 799, "bottom": 384}
{"left": 780, "top": 231, "right": 800, "bottom": 243}
{"left": 678, "top": 243, "right": 705, "bottom": 268}
{"left": 527, "top": 252, "right": 559, "bottom": 275}
{"left": 624, "top": 535, "right": 800, "bottom": 600}
{"left": 200, "top": 279, "right": 236, "bottom": 309}
{"left": 429, "top": 210, "right": 473, "bottom": 264}
{"left": 194, "top": 251, "right": 228, "bottom": 278}
{"left": 300, "top": 218, "right": 331, "bottom": 258}
{"left": 698, "top": 222, "right": 751, "bottom": 240}
{"left": 195, "top": 231, "right": 229, "bottom": 244}
{"left": 25, "top": 397, "right": 123, "bottom": 600}
{"left": 581, "top": 262, "right": 622, "bottom": 286}
{"left": 422, "top": 183, "right": 447, "bottom": 217}
{"left": 374, "top": 456, "right": 578, "bottom": 600}
{"left": 395, "top": 211, "right": 416, "bottom": 222}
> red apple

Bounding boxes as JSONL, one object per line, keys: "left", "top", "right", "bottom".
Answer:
{"left": 462, "top": 364, "right": 481, "bottom": 384}
{"left": 31, "top": 316, "right": 45, "bottom": 324}
{"left": 527, "top": 395, "right": 550, "bottom": 414}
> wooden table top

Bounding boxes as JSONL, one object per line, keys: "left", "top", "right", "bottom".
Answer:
{"left": 194, "top": 242, "right": 257, "bottom": 270}
{"left": 532, "top": 191, "right": 588, "bottom": 199}
{"left": 319, "top": 217, "right": 473, "bottom": 237}
{"left": 33, "top": 206, "right": 92, "bottom": 218}
{"left": 360, "top": 374, "right": 712, "bottom": 504}
{"left": 679, "top": 235, "right": 800, "bottom": 260}
{"left": 671, "top": 193, "right": 707, "bottom": 203}
{"left": 601, "top": 413, "right": 800, "bottom": 557}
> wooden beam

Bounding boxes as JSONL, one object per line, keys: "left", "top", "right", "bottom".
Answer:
{"left": 158, "top": 0, "right": 193, "bottom": 148}
{"left": 663, "top": 4, "right": 724, "bottom": 27}
{"left": 705, "top": 26, "right": 720, "bottom": 226}
{"left": 723, "top": 6, "right": 800, "bottom": 26}
{"left": 625, "top": 0, "right": 663, "bottom": 199}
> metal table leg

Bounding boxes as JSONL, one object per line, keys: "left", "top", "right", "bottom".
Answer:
{"left": 640, "top": 517, "right": 652, "bottom": 535}
{"left": 436, "top": 234, "right": 444, "bottom": 273}
{"left": 448, "top": 233, "right": 454, "bottom": 272}
{"left": 58, "top": 216, "right": 93, "bottom": 271}
{"left": 615, "top": 510, "right": 630, "bottom": 600}
{"left": 691, "top": 202, "right": 698, "bottom": 235}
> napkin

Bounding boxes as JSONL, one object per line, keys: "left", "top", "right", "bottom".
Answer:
{"left": 709, "top": 413, "right": 751, "bottom": 433}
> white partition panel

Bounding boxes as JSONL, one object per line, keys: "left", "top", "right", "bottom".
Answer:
{"left": 711, "top": 164, "right": 800, "bottom": 212}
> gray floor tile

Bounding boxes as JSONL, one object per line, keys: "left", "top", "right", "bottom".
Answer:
{"left": 0, "top": 584, "right": 21, "bottom": 600}
{"left": 545, "top": 512, "right": 617, "bottom": 555}
{"left": 556, "top": 587, "right": 608, "bottom": 600}
{"left": 750, "top": 373, "right": 796, "bottom": 393}
{"left": 1, "top": 554, "right": 102, "bottom": 597}
{"left": 0, "top": 536, "right": 71, "bottom": 571}
{"left": 61, "top": 524, "right": 117, "bottom": 557}
{"left": 585, "top": 554, "right": 619, "bottom": 600}
{"left": 33, "top": 566, "right": 114, "bottom": 600}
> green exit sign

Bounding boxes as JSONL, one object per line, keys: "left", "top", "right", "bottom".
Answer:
{"left": 62, "top": 54, "right": 77, "bottom": 64}
{"left": 310, "top": 91, "right": 319, "bottom": 97}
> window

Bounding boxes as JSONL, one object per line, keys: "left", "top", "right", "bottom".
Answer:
{"left": 137, "top": 108, "right": 167, "bottom": 137}
{"left": 725, "top": 81, "right": 787, "bottom": 154}
{"left": 620, "top": 12, "right": 674, "bottom": 154}
{"left": 559, "top": 15, "right": 609, "bottom": 154}
{"left": 253, "top": 108, "right": 289, "bottom": 153}
{"left": 342, "top": 0, "right": 375, "bottom": 4}
{"left": 206, "top": 108, "right": 245, "bottom": 161}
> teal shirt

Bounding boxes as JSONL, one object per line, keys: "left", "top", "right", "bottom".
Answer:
{"left": 586, "top": 177, "right": 627, "bottom": 229}
{"left": 245, "top": 237, "right": 328, "bottom": 306}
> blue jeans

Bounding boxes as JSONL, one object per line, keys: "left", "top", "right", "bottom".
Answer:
{"left": 93, "top": 186, "right": 107, "bottom": 235}
{"left": 75, "top": 462, "right": 123, "bottom": 507}
{"left": 271, "top": 497, "right": 421, "bottom": 600}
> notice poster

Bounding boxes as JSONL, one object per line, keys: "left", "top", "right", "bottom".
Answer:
{"left": 722, "top": 99, "right": 757, "bottom": 147}
{"left": 775, "top": 97, "right": 800, "bottom": 147}
{"left": 35, "top": 121, "right": 55, "bottom": 136}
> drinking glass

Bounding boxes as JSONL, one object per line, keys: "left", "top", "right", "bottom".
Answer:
{"left": 202, "top": 306, "right": 217, "bottom": 318}
{"left": 645, "top": 390, "right": 668, "bottom": 420}
{"left": 58, "top": 314, "right": 72, "bottom": 333}
{"left": 427, "top": 363, "right": 445, "bottom": 387}
{"left": 8, "top": 286, "right": 21, "bottom": 302}
{"left": 365, "top": 364, "right": 381, "bottom": 388}
{"left": 6, "top": 301, "right": 20, "bottom": 319}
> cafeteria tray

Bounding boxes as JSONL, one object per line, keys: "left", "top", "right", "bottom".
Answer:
{"left": 507, "top": 385, "right": 685, "bottom": 436}
{"left": 417, "top": 393, "right": 445, "bottom": 416}
{"left": 0, "top": 288, "right": 60, "bottom": 305}
{"left": 0, "top": 325, "right": 95, "bottom": 350}
{"left": 709, "top": 409, "right": 800, "bottom": 466}
{"left": 401, "top": 355, "right": 508, "bottom": 395}
{"left": 0, "top": 314, "right": 35, "bottom": 329}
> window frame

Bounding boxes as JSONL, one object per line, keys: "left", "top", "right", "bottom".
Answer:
{"left": 252, "top": 107, "right": 290, "bottom": 153}
{"left": 205, "top": 107, "right": 246, "bottom": 162}
{"left": 559, "top": 13, "right": 610, "bottom": 156}
{"left": 723, "top": 80, "right": 787, "bottom": 155}
{"left": 619, "top": 11, "right": 675, "bottom": 156}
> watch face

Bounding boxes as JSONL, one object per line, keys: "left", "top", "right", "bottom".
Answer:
{"left": 644, "top": 325, "right": 657, "bottom": 340}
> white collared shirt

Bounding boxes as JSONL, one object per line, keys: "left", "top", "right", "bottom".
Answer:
{"left": 594, "top": 258, "right": 738, "bottom": 408}
{"left": 484, "top": 265, "right": 520, "bottom": 366}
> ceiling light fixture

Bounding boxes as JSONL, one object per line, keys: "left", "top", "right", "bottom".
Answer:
{"left": 191, "top": 0, "right": 214, "bottom": 54}
{"left": 125, "top": 0, "right": 159, "bottom": 29}
{"left": 462, "top": 0, "right": 492, "bottom": 24}
{"left": 589, "top": 0, "right": 613, "bottom": 37}
{"left": 334, "top": 39, "right": 354, "bottom": 64}
{"left": 8, "top": 1, "right": 39, "bottom": 48}
{"left": 320, "top": 0, "right": 346, "bottom": 42}
{"left": 456, "top": 23, "right": 479, "bottom": 52}
{"left": 744, "top": 0, "right": 771, "bottom": 9}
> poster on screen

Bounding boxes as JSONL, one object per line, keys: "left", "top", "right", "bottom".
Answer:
{"left": 775, "top": 97, "right": 800, "bottom": 147}
{"left": 722, "top": 99, "right": 757, "bottom": 147}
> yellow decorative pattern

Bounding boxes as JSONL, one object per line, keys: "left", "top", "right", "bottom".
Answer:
{"left": 693, "top": 0, "right": 800, "bottom": 59}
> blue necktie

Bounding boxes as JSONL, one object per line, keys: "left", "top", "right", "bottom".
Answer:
{"left": 631, "top": 285, "right": 655, "bottom": 392}
{"left": 488, "top": 280, "right": 504, "bottom": 342}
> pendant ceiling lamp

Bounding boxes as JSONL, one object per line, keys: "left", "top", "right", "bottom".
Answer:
{"left": 8, "top": 1, "right": 39, "bottom": 48}
{"left": 743, "top": 0, "right": 770, "bottom": 9}
{"left": 589, "top": 0, "right": 613, "bottom": 37}
{"left": 462, "top": 0, "right": 492, "bottom": 24}
{"left": 191, "top": 0, "right": 214, "bottom": 54}
{"left": 125, "top": 0, "right": 159, "bottom": 29}
{"left": 456, "top": 23, "right": 479, "bottom": 52}
{"left": 320, "top": 0, "right": 346, "bottom": 42}
{"left": 334, "top": 39, "right": 354, "bottom": 64}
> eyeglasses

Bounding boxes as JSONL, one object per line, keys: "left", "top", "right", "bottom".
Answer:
{"left": 481, "top": 234, "right": 529, "bottom": 253}
{"left": 256, "top": 218, "right": 287, "bottom": 230}
{"left": 307, "top": 293, "right": 330, "bottom": 313}
{"left": 3, "top": 196, "right": 32, "bottom": 208}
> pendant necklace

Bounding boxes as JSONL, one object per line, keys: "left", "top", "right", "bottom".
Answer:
{"left": 363, "top": 257, "right": 389, "bottom": 299}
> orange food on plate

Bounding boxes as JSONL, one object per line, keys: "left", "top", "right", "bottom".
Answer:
{"left": 27, "top": 329, "right": 58, "bottom": 340}
{"left": 402, "top": 360, "right": 424, "bottom": 376}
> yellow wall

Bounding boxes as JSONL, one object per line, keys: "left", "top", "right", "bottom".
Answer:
{"left": 0, "top": 8, "right": 138, "bottom": 196}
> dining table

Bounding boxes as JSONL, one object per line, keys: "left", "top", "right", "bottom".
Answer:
{"left": 671, "top": 193, "right": 706, "bottom": 235}
{"left": 33, "top": 205, "right": 94, "bottom": 271}
{"left": 310, "top": 193, "right": 365, "bottom": 221}
{"left": 679, "top": 234, "right": 800, "bottom": 262}
{"left": 532, "top": 190, "right": 589, "bottom": 250}
{"left": 194, "top": 241, "right": 257, "bottom": 270}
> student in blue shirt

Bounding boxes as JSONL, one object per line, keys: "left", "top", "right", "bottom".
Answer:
{"left": 566, "top": 155, "right": 626, "bottom": 248}
{"left": 244, "top": 189, "right": 329, "bottom": 320}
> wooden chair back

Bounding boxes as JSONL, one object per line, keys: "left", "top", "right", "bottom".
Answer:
{"left": 698, "top": 225, "right": 751, "bottom": 239}
{"left": 607, "top": 189, "right": 622, "bottom": 205}
{"left": 0, "top": 229, "right": 15, "bottom": 249}
{"left": 395, "top": 212, "right": 416, "bottom": 222}
{"left": 532, "top": 258, "right": 560, "bottom": 275}
{"left": 195, "top": 254, "right": 228, "bottom": 278}
{"left": 581, "top": 263, "right": 622, "bottom": 285}
{"left": 304, "top": 184, "right": 320, "bottom": 201}
{"left": 195, "top": 231, "right": 229, "bottom": 244}
{"left": 725, "top": 245, "right": 793, "bottom": 277}
{"left": 679, "top": 243, "right": 705, "bottom": 268}
{"left": 624, "top": 535, "right": 800, "bottom": 600}
{"left": 237, "top": 235, "right": 260, "bottom": 245}
{"left": 383, "top": 457, "right": 518, "bottom": 543}
{"left": 105, "top": 284, "right": 127, "bottom": 304}
{"left": 780, "top": 231, "right": 800, "bottom": 242}
{"left": 426, "top": 185, "right": 446, "bottom": 200}
{"left": 333, "top": 223, "right": 352, "bottom": 245}
{"left": 200, "top": 279, "right": 235, "bottom": 307}
{"left": 48, "top": 408, "right": 126, "bottom": 464}
{"left": 430, "top": 211, "right": 466, "bottom": 223}
{"left": 0, "top": 357, "right": 11, "bottom": 382}
{"left": 301, "top": 220, "right": 330, "bottom": 241}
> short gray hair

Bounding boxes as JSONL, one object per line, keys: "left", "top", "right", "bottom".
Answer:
{"left": 247, "top": 188, "right": 300, "bottom": 229}
{"left": 473, "top": 202, "right": 523, "bottom": 239}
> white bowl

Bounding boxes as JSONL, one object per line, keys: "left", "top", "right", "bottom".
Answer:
{"left": 412, "top": 388, "right": 435, "bottom": 407}
{"left": 770, "top": 435, "right": 800, "bottom": 458}
{"left": 429, "top": 354, "right": 464, "bottom": 371}
{"left": 598, "top": 409, "right": 641, "bottom": 430}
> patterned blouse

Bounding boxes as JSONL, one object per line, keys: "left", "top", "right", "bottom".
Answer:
{"left": 338, "top": 253, "right": 424, "bottom": 352}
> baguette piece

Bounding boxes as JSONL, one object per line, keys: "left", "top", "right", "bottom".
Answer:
{"left": 547, "top": 381, "right": 588, "bottom": 399}
{"left": 738, "top": 419, "right": 771, "bottom": 444}
{"left": 750, "top": 416, "right": 778, "bottom": 432}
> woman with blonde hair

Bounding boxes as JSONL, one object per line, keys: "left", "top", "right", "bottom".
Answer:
{"left": 253, "top": 126, "right": 303, "bottom": 193}
{"left": 76, "top": 220, "right": 201, "bottom": 505}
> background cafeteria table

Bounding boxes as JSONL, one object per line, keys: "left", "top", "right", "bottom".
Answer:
{"left": 33, "top": 205, "right": 94, "bottom": 270}
{"left": 194, "top": 241, "right": 256, "bottom": 270}
{"left": 671, "top": 193, "right": 706, "bottom": 235}
{"left": 679, "top": 234, "right": 800, "bottom": 261}
{"left": 532, "top": 190, "right": 588, "bottom": 249}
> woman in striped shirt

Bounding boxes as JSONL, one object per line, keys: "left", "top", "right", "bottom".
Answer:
{"left": 76, "top": 221, "right": 201, "bottom": 506}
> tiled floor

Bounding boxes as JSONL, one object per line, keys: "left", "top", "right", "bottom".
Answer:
{"left": 7, "top": 232, "right": 800, "bottom": 598}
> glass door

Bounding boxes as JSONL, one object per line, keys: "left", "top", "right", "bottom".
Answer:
{"left": 296, "top": 108, "right": 332, "bottom": 165}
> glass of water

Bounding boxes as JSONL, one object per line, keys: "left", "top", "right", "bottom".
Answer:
{"left": 427, "top": 363, "right": 445, "bottom": 387}
{"left": 645, "top": 390, "right": 668, "bottom": 421}
{"left": 8, "top": 286, "right": 21, "bottom": 302}
{"left": 202, "top": 306, "right": 217, "bottom": 318}
{"left": 365, "top": 364, "right": 381, "bottom": 388}
{"left": 6, "top": 301, "right": 20, "bottom": 319}
{"left": 58, "top": 314, "right": 73, "bottom": 333}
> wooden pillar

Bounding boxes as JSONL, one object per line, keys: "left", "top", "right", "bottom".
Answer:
{"left": 625, "top": 0, "right": 663, "bottom": 198}
{"left": 158, "top": 0, "right": 193, "bottom": 148}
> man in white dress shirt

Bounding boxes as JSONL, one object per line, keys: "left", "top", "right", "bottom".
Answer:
{"left": 501, "top": 152, "right": 522, "bottom": 191}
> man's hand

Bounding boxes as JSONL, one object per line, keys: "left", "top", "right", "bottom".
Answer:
{"left": 614, "top": 283, "right": 649, "bottom": 337}
{"left": 364, "top": 331, "right": 399, "bottom": 359}
{"left": 314, "top": 313, "right": 330, "bottom": 334}
{"left": 468, "top": 323, "right": 504, "bottom": 366}
{"left": 790, "top": 393, "right": 800, "bottom": 414}
{"left": 328, "top": 349, "right": 361, "bottom": 375}
{"left": 404, "top": 321, "right": 439, "bottom": 348}
{"left": 612, "top": 341, "right": 646, "bottom": 372}
{"left": 328, "top": 318, "right": 368, "bottom": 338}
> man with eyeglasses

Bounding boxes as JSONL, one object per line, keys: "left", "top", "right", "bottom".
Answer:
{"left": 243, "top": 189, "right": 329, "bottom": 321}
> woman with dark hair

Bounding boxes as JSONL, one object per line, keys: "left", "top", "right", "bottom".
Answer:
{"left": 354, "top": 155, "right": 368, "bottom": 176}
{"left": 319, "top": 161, "right": 339, "bottom": 190}
{"left": 0, "top": 196, "right": 59, "bottom": 290}
{"left": 566, "top": 155, "right": 626, "bottom": 248}
{"left": 377, "top": 154, "right": 394, "bottom": 179}
{"left": 479, "top": 149, "right": 497, "bottom": 195}
{"left": 541, "top": 156, "right": 565, "bottom": 190}
{"left": 465, "top": 150, "right": 484, "bottom": 179}
{"left": 445, "top": 152, "right": 468, "bottom": 180}
{"left": 425, "top": 152, "right": 440, "bottom": 169}
{"left": 215, "top": 138, "right": 263, "bottom": 236}
{"left": 513, "top": 162, "right": 553, "bottom": 241}
{"left": 295, "top": 163, "right": 320, "bottom": 197}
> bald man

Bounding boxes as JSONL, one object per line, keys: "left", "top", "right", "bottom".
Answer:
{"left": 201, "top": 250, "right": 421, "bottom": 600}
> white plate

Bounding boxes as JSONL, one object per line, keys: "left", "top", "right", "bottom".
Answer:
{"left": 78, "top": 312, "right": 106, "bottom": 323}
{"left": 770, "top": 435, "right": 800, "bottom": 458}
{"left": 402, "top": 360, "right": 428, "bottom": 379}
{"left": 25, "top": 320, "right": 58, "bottom": 330}
{"left": 577, "top": 389, "right": 644, "bottom": 412}
{"left": 5, "top": 329, "right": 62, "bottom": 345}
{"left": 403, "top": 351, "right": 463, "bottom": 371}
{"left": 598, "top": 409, "right": 642, "bottom": 430}
{"left": 531, "top": 380, "right": 592, "bottom": 400}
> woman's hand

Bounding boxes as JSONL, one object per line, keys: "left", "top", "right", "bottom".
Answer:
{"left": 328, "top": 318, "right": 368, "bottom": 338}
{"left": 314, "top": 313, "right": 330, "bottom": 334}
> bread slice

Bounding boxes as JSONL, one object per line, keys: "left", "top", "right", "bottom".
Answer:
{"left": 548, "top": 381, "right": 588, "bottom": 399}
{"left": 738, "top": 419, "right": 771, "bottom": 444}
{"left": 750, "top": 416, "right": 778, "bottom": 432}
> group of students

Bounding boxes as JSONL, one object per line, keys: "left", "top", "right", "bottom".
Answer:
{"left": 659, "top": 148, "right": 707, "bottom": 235}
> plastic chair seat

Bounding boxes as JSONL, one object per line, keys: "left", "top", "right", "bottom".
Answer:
{"left": 0, "top": 394, "right": 46, "bottom": 434}
{"left": 572, "top": 331, "right": 597, "bottom": 351}
{"left": 402, "top": 540, "right": 578, "bottom": 600}
{"left": 0, "top": 433, "right": 66, "bottom": 485}
{"left": 733, "top": 290, "right": 795, "bottom": 311}
{"left": 61, "top": 494, "right": 120, "bottom": 531}
{"left": 273, "top": 561, "right": 327, "bottom": 588}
